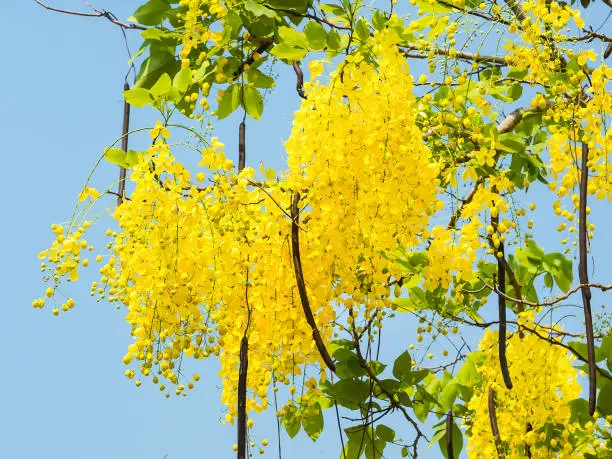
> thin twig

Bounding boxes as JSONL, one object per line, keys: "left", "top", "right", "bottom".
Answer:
{"left": 478, "top": 278, "right": 612, "bottom": 307}
{"left": 34, "top": 0, "right": 146, "bottom": 30}
{"left": 579, "top": 142, "right": 596, "bottom": 415}
{"left": 290, "top": 193, "right": 336, "bottom": 373}
{"left": 335, "top": 401, "right": 347, "bottom": 459}
{"left": 351, "top": 332, "right": 427, "bottom": 458}
{"left": 247, "top": 180, "right": 305, "bottom": 230}
{"left": 447, "top": 179, "right": 482, "bottom": 229}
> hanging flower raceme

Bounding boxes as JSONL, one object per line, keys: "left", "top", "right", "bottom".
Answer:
{"left": 285, "top": 31, "right": 452, "bottom": 312}
{"left": 464, "top": 323, "right": 600, "bottom": 458}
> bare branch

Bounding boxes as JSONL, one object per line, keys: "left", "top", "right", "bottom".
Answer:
{"left": 34, "top": 0, "right": 146, "bottom": 30}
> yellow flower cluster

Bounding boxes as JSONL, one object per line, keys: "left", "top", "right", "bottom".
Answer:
{"left": 35, "top": 222, "right": 95, "bottom": 313}
{"left": 178, "top": 0, "right": 226, "bottom": 67}
{"left": 38, "top": 33, "right": 489, "bottom": 422}
{"left": 465, "top": 326, "right": 596, "bottom": 458}
{"left": 285, "top": 32, "right": 451, "bottom": 295}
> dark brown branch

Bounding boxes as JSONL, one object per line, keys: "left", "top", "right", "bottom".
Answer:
{"left": 437, "top": 0, "right": 511, "bottom": 25}
{"left": 232, "top": 38, "right": 274, "bottom": 80}
{"left": 262, "top": 4, "right": 351, "bottom": 30}
{"left": 488, "top": 389, "right": 504, "bottom": 458}
{"left": 247, "top": 180, "right": 305, "bottom": 227}
{"left": 447, "top": 179, "right": 482, "bottom": 229}
{"left": 579, "top": 142, "right": 596, "bottom": 416}
{"left": 446, "top": 410, "right": 454, "bottom": 459}
{"left": 400, "top": 45, "right": 507, "bottom": 66}
{"left": 478, "top": 278, "right": 612, "bottom": 307}
{"left": 293, "top": 62, "right": 306, "bottom": 99}
{"left": 117, "top": 82, "right": 131, "bottom": 206}
{"left": 491, "top": 214, "right": 513, "bottom": 390}
{"left": 502, "top": 0, "right": 527, "bottom": 23}
{"left": 237, "top": 336, "right": 248, "bottom": 459}
{"left": 238, "top": 121, "right": 246, "bottom": 171}
{"left": 34, "top": 0, "right": 146, "bottom": 30}
{"left": 290, "top": 193, "right": 336, "bottom": 373}
{"left": 520, "top": 324, "right": 612, "bottom": 381}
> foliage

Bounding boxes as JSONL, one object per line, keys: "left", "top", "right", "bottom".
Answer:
{"left": 34, "top": 0, "right": 612, "bottom": 457}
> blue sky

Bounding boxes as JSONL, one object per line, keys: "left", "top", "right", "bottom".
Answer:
{"left": 1, "top": 1, "right": 610, "bottom": 459}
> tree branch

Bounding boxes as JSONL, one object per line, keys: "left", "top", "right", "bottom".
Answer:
{"left": 34, "top": 0, "right": 146, "bottom": 30}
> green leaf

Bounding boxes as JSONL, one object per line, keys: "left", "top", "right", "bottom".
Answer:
{"left": 326, "top": 30, "right": 343, "bottom": 52}
{"left": 150, "top": 73, "right": 172, "bottom": 99}
{"left": 141, "top": 28, "right": 180, "bottom": 44}
{"left": 437, "top": 421, "right": 463, "bottom": 459}
{"left": 304, "top": 21, "right": 327, "bottom": 50}
{"left": 326, "top": 379, "right": 371, "bottom": 408}
{"left": 335, "top": 356, "right": 367, "bottom": 379}
{"left": 542, "top": 252, "right": 573, "bottom": 292}
{"left": 302, "top": 403, "right": 324, "bottom": 440}
{"left": 104, "top": 148, "right": 139, "bottom": 168}
{"left": 217, "top": 84, "right": 241, "bottom": 119}
{"left": 401, "top": 446, "right": 409, "bottom": 457}
{"left": 355, "top": 18, "right": 370, "bottom": 41}
{"left": 392, "top": 351, "right": 412, "bottom": 383}
{"left": 414, "top": 0, "right": 452, "bottom": 13}
{"left": 134, "top": 48, "right": 179, "bottom": 89}
{"left": 440, "top": 382, "right": 461, "bottom": 411}
{"left": 365, "top": 438, "right": 386, "bottom": 459}
{"left": 284, "top": 415, "right": 301, "bottom": 438}
{"left": 244, "top": 0, "right": 277, "bottom": 17}
{"left": 125, "top": 150, "right": 139, "bottom": 167}
{"left": 498, "top": 133, "right": 526, "bottom": 154}
{"left": 270, "top": 43, "right": 308, "bottom": 61}
{"left": 597, "top": 380, "right": 612, "bottom": 416}
{"left": 457, "top": 359, "right": 479, "bottom": 387}
{"left": 369, "top": 360, "right": 386, "bottom": 376}
{"left": 569, "top": 398, "right": 591, "bottom": 426}
{"left": 278, "top": 26, "right": 309, "bottom": 49}
{"left": 320, "top": 4, "right": 348, "bottom": 22}
{"left": 173, "top": 66, "right": 192, "bottom": 93}
{"left": 507, "top": 83, "right": 523, "bottom": 102}
{"left": 242, "top": 86, "right": 264, "bottom": 120}
{"left": 104, "top": 148, "right": 127, "bottom": 167}
{"left": 268, "top": 0, "right": 310, "bottom": 13}
{"left": 128, "top": 0, "right": 171, "bottom": 25}
{"left": 375, "top": 424, "right": 395, "bottom": 442}
{"left": 123, "top": 87, "right": 153, "bottom": 107}
{"left": 246, "top": 69, "right": 275, "bottom": 88}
